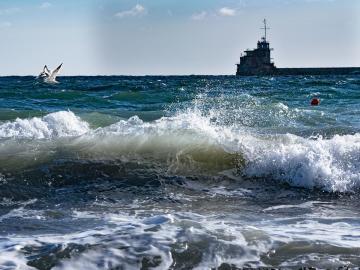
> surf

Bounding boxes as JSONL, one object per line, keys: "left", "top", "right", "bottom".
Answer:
{"left": 0, "top": 110, "right": 359, "bottom": 193}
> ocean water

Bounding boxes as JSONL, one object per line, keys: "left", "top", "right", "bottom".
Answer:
{"left": 0, "top": 75, "right": 359, "bottom": 269}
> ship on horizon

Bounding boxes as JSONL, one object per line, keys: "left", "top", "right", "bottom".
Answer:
{"left": 236, "top": 19, "right": 360, "bottom": 76}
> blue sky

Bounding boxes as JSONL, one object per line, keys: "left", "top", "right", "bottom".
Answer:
{"left": 0, "top": 0, "right": 359, "bottom": 75}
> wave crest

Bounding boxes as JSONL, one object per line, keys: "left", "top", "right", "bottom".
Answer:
{"left": 0, "top": 110, "right": 359, "bottom": 192}
{"left": 0, "top": 111, "right": 89, "bottom": 139}
{"left": 242, "top": 133, "right": 360, "bottom": 192}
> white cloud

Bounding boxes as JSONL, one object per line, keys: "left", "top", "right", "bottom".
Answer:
{"left": 115, "top": 4, "right": 146, "bottom": 18}
{"left": 218, "top": 7, "right": 236, "bottom": 17}
{"left": 0, "top": 22, "right": 12, "bottom": 28}
{"left": 191, "top": 11, "right": 207, "bottom": 21}
{"left": 40, "top": 2, "right": 52, "bottom": 9}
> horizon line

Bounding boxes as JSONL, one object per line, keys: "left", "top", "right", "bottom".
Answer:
{"left": 1, "top": 66, "right": 360, "bottom": 78}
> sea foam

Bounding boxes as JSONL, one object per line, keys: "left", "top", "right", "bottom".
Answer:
{"left": 90, "top": 109, "right": 360, "bottom": 192}
{"left": 0, "top": 110, "right": 359, "bottom": 192}
{"left": 243, "top": 133, "right": 360, "bottom": 192}
{"left": 0, "top": 111, "right": 89, "bottom": 139}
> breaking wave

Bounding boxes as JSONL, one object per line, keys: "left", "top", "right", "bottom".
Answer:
{"left": 0, "top": 110, "right": 359, "bottom": 193}
{"left": 0, "top": 111, "right": 89, "bottom": 139}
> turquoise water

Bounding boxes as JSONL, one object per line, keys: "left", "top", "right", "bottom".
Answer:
{"left": 0, "top": 75, "right": 359, "bottom": 269}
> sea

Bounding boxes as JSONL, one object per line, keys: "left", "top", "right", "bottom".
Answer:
{"left": 0, "top": 75, "right": 359, "bottom": 270}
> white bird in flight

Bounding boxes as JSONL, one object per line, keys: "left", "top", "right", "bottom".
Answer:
{"left": 38, "top": 63, "right": 63, "bottom": 83}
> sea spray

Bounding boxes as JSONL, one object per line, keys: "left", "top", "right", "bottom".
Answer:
{"left": 0, "top": 109, "right": 359, "bottom": 192}
{"left": 0, "top": 111, "right": 89, "bottom": 139}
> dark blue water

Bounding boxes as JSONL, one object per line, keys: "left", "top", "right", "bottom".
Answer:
{"left": 0, "top": 75, "right": 359, "bottom": 269}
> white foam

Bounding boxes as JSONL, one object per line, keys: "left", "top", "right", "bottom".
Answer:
{"left": 262, "top": 201, "right": 331, "bottom": 212}
{"left": 0, "top": 207, "right": 44, "bottom": 222}
{"left": 259, "top": 218, "right": 360, "bottom": 249}
{"left": 242, "top": 133, "right": 360, "bottom": 192}
{"left": 0, "top": 111, "right": 89, "bottom": 139}
{"left": 1, "top": 212, "right": 177, "bottom": 270}
{"left": 0, "top": 109, "right": 359, "bottom": 192}
{"left": 1, "top": 209, "right": 359, "bottom": 269}
{"left": 99, "top": 109, "right": 360, "bottom": 192}
{"left": 146, "top": 106, "right": 360, "bottom": 193}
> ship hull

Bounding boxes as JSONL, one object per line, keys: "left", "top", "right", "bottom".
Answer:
{"left": 236, "top": 67, "right": 360, "bottom": 76}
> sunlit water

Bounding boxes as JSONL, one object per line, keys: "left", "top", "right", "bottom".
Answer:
{"left": 0, "top": 75, "right": 359, "bottom": 269}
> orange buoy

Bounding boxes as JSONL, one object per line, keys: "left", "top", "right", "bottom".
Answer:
{"left": 311, "top": 98, "right": 320, "bottom": 106}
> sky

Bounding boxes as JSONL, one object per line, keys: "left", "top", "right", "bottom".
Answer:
{"left": 0, "top": 0, "right": 359, "bottom": 75}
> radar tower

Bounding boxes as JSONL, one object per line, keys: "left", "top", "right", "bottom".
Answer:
{"left": 261, "top": 19, "right": 269, "bottom": 41}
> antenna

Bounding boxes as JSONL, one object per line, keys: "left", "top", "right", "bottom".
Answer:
{"left": 261, "top": 19, "right": 270, "bottom": 41}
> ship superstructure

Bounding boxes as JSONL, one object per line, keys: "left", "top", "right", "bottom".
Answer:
{"left": 236, "top": 20, "right": 360, "bottom": 76}
{"left": 236, "top": 20, "right": 276, "bottom": 75}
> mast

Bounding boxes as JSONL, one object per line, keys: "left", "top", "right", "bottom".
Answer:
{"left": 261, "top": 19, "right": 269, "bottom": 42}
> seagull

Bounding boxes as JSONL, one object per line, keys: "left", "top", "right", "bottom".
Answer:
{"left": 37, "top": 63, "right": 63, "bottom": 83}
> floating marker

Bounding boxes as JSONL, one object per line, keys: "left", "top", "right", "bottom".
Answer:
{"left": 311, "top": 98, "right": 320, "bottom": 106}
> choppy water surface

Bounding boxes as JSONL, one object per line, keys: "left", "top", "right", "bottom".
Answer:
{"left": 0, "top": 75, "right": 359, "bottom": 269}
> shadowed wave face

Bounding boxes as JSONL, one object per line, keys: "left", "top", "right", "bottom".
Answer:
{"left": 0, "top": 75, "right": 359, "bottom": 269}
